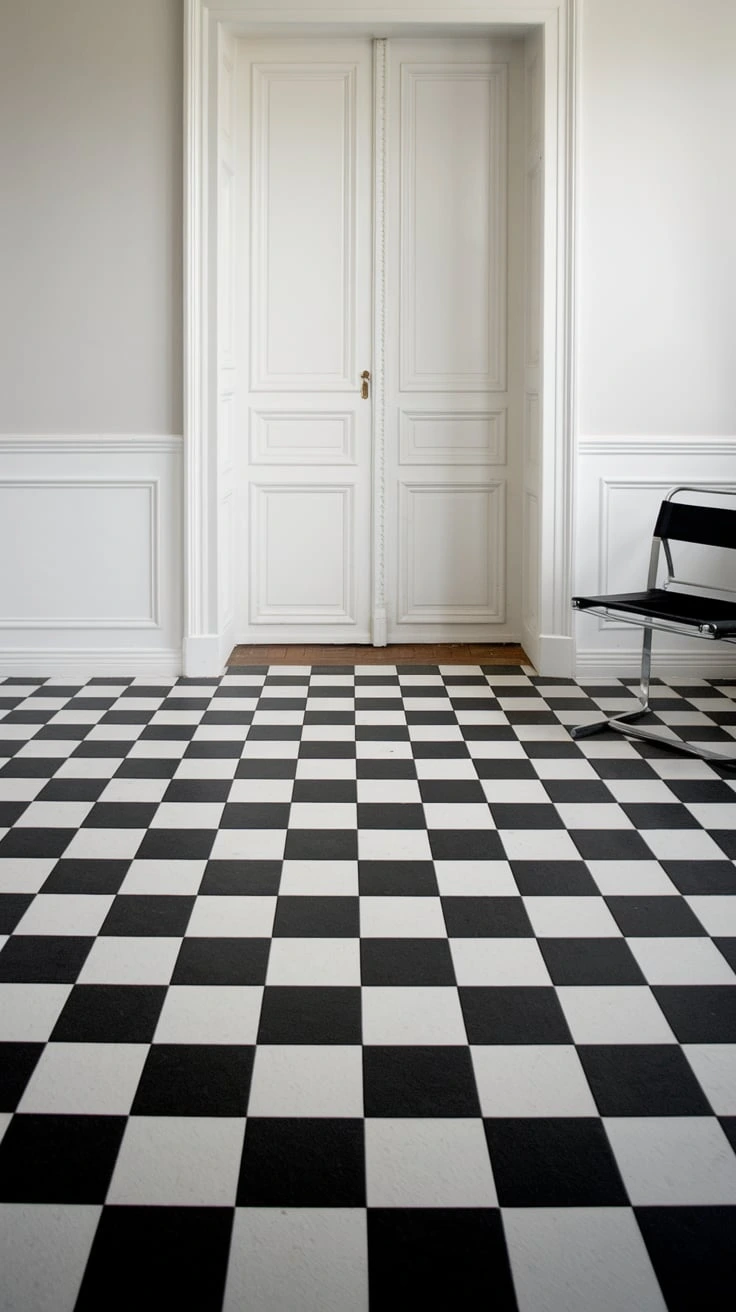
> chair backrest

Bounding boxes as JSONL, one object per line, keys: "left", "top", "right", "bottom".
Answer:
{"left": 654, "top": 499, "right": 736, "bottom": 550}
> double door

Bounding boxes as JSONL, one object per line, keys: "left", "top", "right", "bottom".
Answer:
{"left": 235, "top": 36, "right": 519, "bottom": 643}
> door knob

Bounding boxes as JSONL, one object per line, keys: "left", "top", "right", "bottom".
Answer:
{"left": 361, "top": 370, "right": 371, "bottom": 399}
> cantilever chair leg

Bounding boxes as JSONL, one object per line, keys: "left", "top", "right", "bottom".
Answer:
{"left": 571, "top": 628, "right": 736, "bottom": 766}
{"left": 571, "top": 628, "right": 652, "bottom": 742}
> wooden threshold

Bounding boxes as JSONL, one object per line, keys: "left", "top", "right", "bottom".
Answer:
{"left": 227, "top": 643, "right": 530, "bottom": 666}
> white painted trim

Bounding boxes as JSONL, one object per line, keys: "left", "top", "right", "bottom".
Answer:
{"left": 182, "top": 633, "right": 222, "bottom": 675}
{"left": 0, "top": 435, "right": 183, "bottom": 454}
{"left": 0, "top": 477, "right": 160, "bottom": 630}
{"left": 184, "top": 0, "right": 211, "bottom": 656}
{"left": 576, "top": 649, "right": 736, "bottom": 680}
{"left": 0, "top": 650, "right": 182, "bottom": 679}
{"left": 186, "top": 1, "right": 576, "bottom": 676}
{"left": 372, "top": 36, "right": 388, "bottom": 646}
{"left": 579, "top": 436, "right": 736, "bottom": 457}
{"left": 538, "top": 632, "right": 574, "bottom": 676}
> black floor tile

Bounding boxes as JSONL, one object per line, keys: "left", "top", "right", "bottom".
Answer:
{"left": 367, "top": 1209, "right": 517, "bottom": 1312}
{"left": 484, "top": 1117, "right": 628, "bottom": 1206}
{"left": 237, "top": 1118, "right": 365, "bottom": 1206}
{"left": 75, "top": 1206, "right": 233, "bottom": 1312}
{"left": 132, "top": 1044, "right": 254, "bottom": 1116}
{"left": 257, "top": 986, "right": 361, "bottom": 1045}
{"left": 363, "top": 1046, "right": 480, "bottom": 1117}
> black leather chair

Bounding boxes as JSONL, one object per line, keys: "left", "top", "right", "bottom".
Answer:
{"left": 571, "top": 485, "right": 736, "bottom": 764}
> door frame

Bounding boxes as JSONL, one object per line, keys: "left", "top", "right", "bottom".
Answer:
{"left": 183, "top": 0, "right": 579, "bottom": 676}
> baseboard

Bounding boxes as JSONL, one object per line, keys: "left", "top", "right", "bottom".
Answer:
{"left": 575, "top": 648, "right": 736, "bottom": 679}
{"left": 372, "top": 608, "right": 388, "bottom": 647}
{"left": 521, "top": 622, "right": 540, "bottom": 672}
{"left": 0, "top": 648, "right": 182, "bottom": 679}
{"left": 537, "top": 634, "right": 575, "bottom": 677}
{"left": 182, "top": 634, "right": 224, "bottom": 677}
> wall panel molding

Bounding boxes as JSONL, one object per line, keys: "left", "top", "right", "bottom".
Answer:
{"left": 579, "top": 436, "right": 736, "bottom": 457}
{"left": 0, "top": 434, "right": 182, "bottom": 672}
{"left": 0, "top": 435, "right": 182, "bottom": 454}
{"left": 0, "top": 479, "right": 159, "bottom": 629}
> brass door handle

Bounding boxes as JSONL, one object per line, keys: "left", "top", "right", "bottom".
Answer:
{"left": 361, "top": 370, "right": 371, "bottom": 399}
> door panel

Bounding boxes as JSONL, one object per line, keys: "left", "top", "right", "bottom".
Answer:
{"left": 386, "top": 37, "right": 523, "bottom": 643}
{"left": 237, "top": 39, "right": 373, "bottom": 641}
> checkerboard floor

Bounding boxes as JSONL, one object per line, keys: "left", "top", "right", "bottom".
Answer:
{"left": 1, "top": 664, "right": 735, "bottom": 1311}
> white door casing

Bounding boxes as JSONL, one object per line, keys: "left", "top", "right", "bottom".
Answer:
{"left": 235, "top": 38, "right": 374, "bottom": 642}
{"left": 183, "top": 1, "right": 577, "bottom": 677}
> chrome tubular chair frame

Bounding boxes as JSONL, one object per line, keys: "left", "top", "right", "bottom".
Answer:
{"left": 571, "top": 486, "right": 736, "bottom": 766}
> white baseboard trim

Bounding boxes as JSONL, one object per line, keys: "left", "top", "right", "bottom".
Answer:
{"left": 575, "top": 649, "right": 736, "bottom": 679}
{"left": 219, "top": 623, "right": 237, "bottom": 670}
{"left": 372, "top": 608, "right": 388, "bottom": 647}
{"left": 182, "top": 634, "right": 224, "bottom": 677}
{"left": 537, "top": 634, "right": 575, "bottom": 677}
{"left": 0, "top": 648, "right": 182, "bottom": 678}
{"left": 521, "top": 622, "right": 540, "bottom": 672}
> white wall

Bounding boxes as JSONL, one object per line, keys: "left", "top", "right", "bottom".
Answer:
{"left": 0, "top": 0, "right": 183, "bottom": 674}
{"left": 0, "top": 0, "right": 183, "bottom": 434}
{"left": 575, "top": 0, "right": 736, "bottom": 675}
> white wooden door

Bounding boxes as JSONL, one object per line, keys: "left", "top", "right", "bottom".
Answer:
{"left": 384, "top": 37, "right": 522, "bottom": 643}
{"left": 237, "top": 39, "right": 374, "bottom": 642}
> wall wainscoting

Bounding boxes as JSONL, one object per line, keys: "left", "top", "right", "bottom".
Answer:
{"left": 0, "top": 436, "right": 182, "bottom": 677}
{"left": 575, "top": 437, "right": 736, "bottom": 679}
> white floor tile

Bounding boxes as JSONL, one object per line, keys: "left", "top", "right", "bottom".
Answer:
{"left": 279, "top": 861, "right": 359, "bottom": 895}
{"left": 18, "top": 1042, "right": 148, "bottom": 1115}
{"left": 523, "top": 896, "right": 621, "bottom": 938}
{"left": 289, "top": 803, "right": 356, "bottom": 829}
{"left": 586, "top": 861, "right": 677, "bottom": 896}
{"left": 77, "top": 936, "right": 182, "bottom": 985}
{"left": 224, "top": 1208, "right": 368, "bottom": 1312}
{"left": 498, "top": 831, "right": 581, "bottom": 861}
{"left": 265, "top": 937, "right": 361, "bottom": 986}
{"left": 684, "top": 894, "right": 736, "bottom": 936}
{"left": 359, "top": 896, "right": 446, "bottom": 938}
{"left": 434, "top": 861, "right": 517, "bottom": 896}
{"left": 107, "top": 1116, "right": 246, "bottom": 1206}
{"left": 118, "top": 860, "right": 206, "bottom": 896}
{"left": 472, "top": 1045, "right": 598, "bottom": 1117}
{"left": 186, "top": 895, "right": 276, "bottom": 938}
{"left": 358, "top": 830, "right": 432, "bottom": 861}
{"left": 556, "top": 986, "right": 675, "bottom": 1044}
{"left": 683, "top": 1044, "right": 736, "bottom": 1114}
{"left": 0, "top": 983, "right": 71, "bottom": 1041}
{"left": 0, "top": 1205, "right": 101, "bottom": 1312}
{"left": 210, "top": 829, "right": 286, "bottom": 861}
{"left": 365, "top": 1118, "right": 496, "bottom": 1207}
{"left": 628, "top": 936, "right": 736, "bottom": 984}
{"left": 362, "top": 987, "right": 467, "bottom": 1045}
{"left": 154, "top": 985, "right": 263, "bottom": 1045}
{"left": 604, "top": 1116, "right": 736, "bottom": 1205}
{"left": 14, "top": 894, "right": 114, "bottom": 937}
{"left": 0, "top": 858, "right": 57, "bottom": 893}
{"left": 503, "top": 1207, "right": 667, "bottom": 1312}
{"left": 450, "top": 938, "right": 551, "bottom": 986}
{"left": 150, "top": 802, "right": 224, "bottom": 829}
{"left": 63, "top": 829, "right": 146, "bottom": 860}
{"left": 247, "top": 1046, "right": 363, "bottom": 1117}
